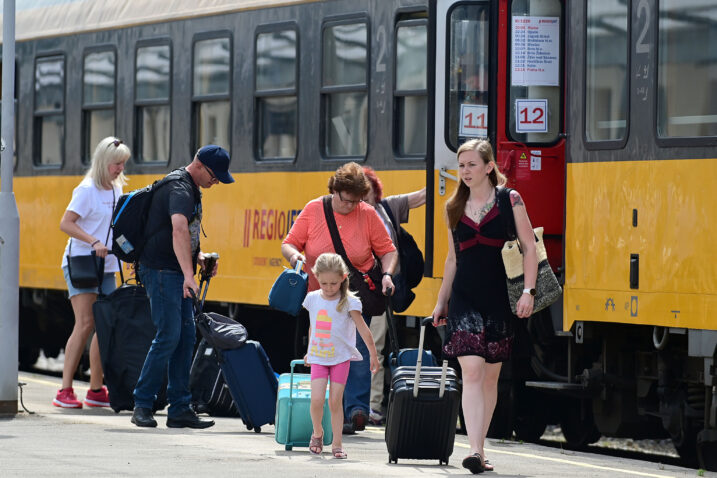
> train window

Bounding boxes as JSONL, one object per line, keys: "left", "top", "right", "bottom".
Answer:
{"left": 658, "top": 1, "right": 717, "bottom": 138}
{"left": 255, "top": 29, "right": 297, "bottom": 160}
{"left": 135, "top": 43, "right": 171, "bottom": 164}
{"left": 448, "top": 4, "right": 490, "bottom": 150}
{"left": 322, "top": 22, "right": 368, "bottom": 158}
{"left": 0, "top": 61, "right": 19, "bottom": 169}
{"left": 395, "top": 20, "right": 428, "bottom": 157}
{"left": 585, "top": 0, "right": 628, "bottom": 143}
{"left": 508, "top": 0, "right": 562, "bottom": 144}
{"left": 33, "top": 55, "right": 65, "bottom": 166}
{"left": 82, "top": 50, "right": 116, "bottom": 163}
{"left": 193, "top": 36, "right": 231, "bottom": 154}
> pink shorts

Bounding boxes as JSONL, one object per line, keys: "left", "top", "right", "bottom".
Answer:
{"left": 310, "top": 360, "right": 351, "bottom": 385}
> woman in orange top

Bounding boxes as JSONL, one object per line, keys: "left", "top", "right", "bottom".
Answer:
{"left": 282, "top": 162, "right": 397, "bottom": 434}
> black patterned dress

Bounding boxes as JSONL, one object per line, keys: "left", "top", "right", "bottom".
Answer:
{"left": 443, "top": 201, "right": 515, "bottom": 363}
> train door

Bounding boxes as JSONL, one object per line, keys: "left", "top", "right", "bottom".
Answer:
{"left": 432, "top": 0, "right": 567, "bottom": 440}
{"left": 433, "top": 0, "right": 565, "bottom": 277}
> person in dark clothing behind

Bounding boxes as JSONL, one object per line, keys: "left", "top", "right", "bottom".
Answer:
{"left": 131, "top": 145, "right": 234, "bottom": 429}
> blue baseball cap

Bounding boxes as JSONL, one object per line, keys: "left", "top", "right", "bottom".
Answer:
{"left": 197, "top": 145, "right": 234, "bottom": 184}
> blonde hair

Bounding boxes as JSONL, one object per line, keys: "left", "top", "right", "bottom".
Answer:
{"left": 445, "top": 139, "right": 507, "bottom": 229}
{"left": 312, "top": 252, "right": 358, "bottom": 313}
{"left": 86, "top": 137, "right": 130, "bottom": 190}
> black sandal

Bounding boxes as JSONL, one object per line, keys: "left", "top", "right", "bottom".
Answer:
{"left": 462, "top": 453, "right": 485, "bottom": 474}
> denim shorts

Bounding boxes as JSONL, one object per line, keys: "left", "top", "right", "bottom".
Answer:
{"left": 62, "top": 265, "right": 118, "bottom": 298}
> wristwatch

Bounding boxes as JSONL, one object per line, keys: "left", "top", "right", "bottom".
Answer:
{"left": 383, "top": 272, "right": 393, "bottom": 278}
{"left": 523, "top": 288, "right": 536, "bottom": 296}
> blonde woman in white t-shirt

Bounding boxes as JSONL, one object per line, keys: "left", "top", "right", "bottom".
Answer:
{"left": 54, "top": 137, "right": 130, "bottom": 409}
{"left": 302, "top": 253, "right": 379, "bottom": 459}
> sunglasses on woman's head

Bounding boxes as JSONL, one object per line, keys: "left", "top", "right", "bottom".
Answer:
{"left": 108, "top": 139, "right": 123, "bottom": 148}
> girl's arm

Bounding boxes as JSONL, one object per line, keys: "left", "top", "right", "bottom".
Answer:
{"left": 304, "top": 325, "right": 312, "bottom": 365}
{"left": 350, "top": 310, "right": 380, "bottom": 374}
{"left": 511, "top": 190, "right": 537, "bottom": 318}
{"left": 432, "top": 227, "right": 456, "bottom": 326}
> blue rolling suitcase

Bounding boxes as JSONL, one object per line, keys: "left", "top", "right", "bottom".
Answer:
{"left": 191, "top": 264, "right": 278, "bottom": 432}
{"left": 275, "top": 360, "right": 333, "bottom": 450}
{"left": 218, "top": 340, "right": 278, "bottom": 432}
{"left": 386, "top": 302, "right": 436, "bottom": 374}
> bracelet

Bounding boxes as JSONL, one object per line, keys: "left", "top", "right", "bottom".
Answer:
{"left": 90, "top": 240, "right": 100, "bottom": 247}
{"left": 383, "top": 272, "right": 393, "bottom": 278}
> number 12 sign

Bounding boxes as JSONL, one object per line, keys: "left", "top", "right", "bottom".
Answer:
{"left": 459, "top": 104, "right": 488, "bottom": 137}
{"left": 515, "top": 99, "right": 548, "bottom": 133}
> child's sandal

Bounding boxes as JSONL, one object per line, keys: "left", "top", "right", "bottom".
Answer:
{"left": 332, "top": 447, "right": 347, "bottom": 459}
{"left": 309, "top": 433, "right": 323, "bottom": 455}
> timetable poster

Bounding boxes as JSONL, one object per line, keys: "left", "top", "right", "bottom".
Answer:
{"left": 511, "top": 16, "right": 560, "bottom": 86}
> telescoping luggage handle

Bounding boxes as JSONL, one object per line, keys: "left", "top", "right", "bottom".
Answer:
{"left": 286, "top": 359, "right": 306, "bottom": 444}
{"left": 190, "top": 252, "right": 220, "bottom": 314}
{"left": 413, "top": 317, "right": 449, "bottom": 399}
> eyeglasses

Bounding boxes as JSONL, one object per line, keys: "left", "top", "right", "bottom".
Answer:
{"left": 338, "top": 191, "right": 362, "bottom": 205}
{"left": 107, "top": 139, "right": 123, "bottom": 148}
{"left": 204, "top": 164, "right": 218, "bottom": 183}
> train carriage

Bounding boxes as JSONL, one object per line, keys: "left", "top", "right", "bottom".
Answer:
{"left": 2, "top": 0, "right": 717, "bottom": 470}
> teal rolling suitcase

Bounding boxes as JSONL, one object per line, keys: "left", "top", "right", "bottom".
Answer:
{"left": 275, "top": 360, "right": 333, "bottom": 450}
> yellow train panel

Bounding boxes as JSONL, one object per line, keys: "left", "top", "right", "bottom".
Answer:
{"left": 18, "top": 169, "right": 435, "bottom": 314}
{"left": 564, "top": 159, "right": 717, "bottom": 332}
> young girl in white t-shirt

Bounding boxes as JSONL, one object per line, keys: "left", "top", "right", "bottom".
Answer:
{"left": 303, "top": 253, "right": 379, "bottom": 459}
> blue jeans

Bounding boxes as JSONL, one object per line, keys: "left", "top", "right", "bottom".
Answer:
{"left": 133, "top": 266, "right": 195, "bottom": 418}
{"left": 343, "top": 312, "right": 372, "bottom": 419}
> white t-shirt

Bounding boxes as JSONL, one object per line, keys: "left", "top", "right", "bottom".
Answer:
{"left": 61, "top": 176, "right": 122, "bottom": 273}
{"left": 303, "top": 290, "right": 363, "bottom": 366}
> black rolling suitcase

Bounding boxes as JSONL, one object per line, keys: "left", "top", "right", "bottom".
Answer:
{"left": 92, "top": 272, "right": 167, "bottom": 413}
{"left": 385, "top": 317, "right": 461, "bottom": 465}
{"left": 189, "top": 338, "right": 239, "bottom": 417}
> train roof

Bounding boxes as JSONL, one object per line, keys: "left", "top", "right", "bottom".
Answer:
{"left": 0, "top": 0, "right": 316, "bottom": 42}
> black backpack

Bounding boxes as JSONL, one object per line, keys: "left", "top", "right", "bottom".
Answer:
{"left": 381, "top": 200, "right": 425, "bottom": 312}
{"left": 111, "top": 173, "right": 181, "bottom": 263}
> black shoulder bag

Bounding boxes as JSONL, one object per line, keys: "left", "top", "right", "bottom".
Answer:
{"left": 322, "top": 195, "right": 385, "bottom": 316}
{"left": 66, "top": 189, "right": 114, "bottom": 290}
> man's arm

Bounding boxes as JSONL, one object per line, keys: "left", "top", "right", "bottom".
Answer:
{"left": 171, "top": 213, "right": 198, "bottom": 298}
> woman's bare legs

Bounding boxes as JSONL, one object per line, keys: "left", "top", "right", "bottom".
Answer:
{"left": 458, "top": 355, "right": 487, "bottom": 457}
{"left": 61, "top": 293, "right": 103, "bottom": 390}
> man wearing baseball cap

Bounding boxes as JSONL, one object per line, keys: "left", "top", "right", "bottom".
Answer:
{"left": 131, "top": 145, "right": 233, "bottom": 430}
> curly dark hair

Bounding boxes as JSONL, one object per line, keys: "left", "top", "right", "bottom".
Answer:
{"left": 327, "top": 162, "right": 370, "bottom": 197}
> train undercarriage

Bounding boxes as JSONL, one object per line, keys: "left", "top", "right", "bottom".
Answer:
{"left": 488, "top": 310, "right": 717, "bottom": 471}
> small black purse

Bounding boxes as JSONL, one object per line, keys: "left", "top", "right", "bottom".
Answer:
{"left": 66, "top": 189, "right": 114, "bottom": 290}
{"left": 66, "top": 241, "right": 105, "bottom": 289}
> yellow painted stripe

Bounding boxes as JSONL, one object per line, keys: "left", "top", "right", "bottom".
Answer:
{"left": 363, "top": 427, "right": 675, "bottom": 478}
{"left": 20, "top": 374, "right": 87, "bottom": 391}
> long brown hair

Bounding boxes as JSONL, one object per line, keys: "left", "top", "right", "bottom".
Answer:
{"left": 312, "top": 252, "right": 358, "bottom": 313}
{"left": 445, "top": 139, "right": 507, "bottom": 229}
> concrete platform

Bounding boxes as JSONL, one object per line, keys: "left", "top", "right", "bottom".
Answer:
{"left": 0, "top": 372, "right": 708, "bottom": 477}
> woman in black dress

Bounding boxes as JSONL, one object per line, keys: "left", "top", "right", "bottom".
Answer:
{"left": 432, "top": 139, "right": 537, "bottom": 474}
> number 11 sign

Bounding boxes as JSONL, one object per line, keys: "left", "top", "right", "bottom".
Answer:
{"left": 459, "top": 104, "right": 488, "bottom": 137}
{"left": 515, "top": 99, "right": 548, "bottom": 133}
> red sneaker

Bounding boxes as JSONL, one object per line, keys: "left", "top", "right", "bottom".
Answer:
{"left": 84, "top": 386, "right": 110, "bottom": 408}
{"left": 53, "top": 388, "right": 82, "bottom": 408}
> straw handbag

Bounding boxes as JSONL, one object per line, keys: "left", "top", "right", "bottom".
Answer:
{"left": 501, "top": 227, "right": 561, "bottom": 315}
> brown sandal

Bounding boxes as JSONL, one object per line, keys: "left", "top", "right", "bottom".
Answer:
{"left": 309, "top": 433, "right": 323, "bottom": 455}
{"left": 332, "top": 447, "right": 347, "bottom": 459}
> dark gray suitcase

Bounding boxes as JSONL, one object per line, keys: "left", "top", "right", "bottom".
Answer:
{"left": 384, "top": 317, "right": 461, "bottom": 465}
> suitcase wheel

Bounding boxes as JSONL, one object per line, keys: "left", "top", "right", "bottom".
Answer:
{"left": 285, "top": 445, "right": 292, "bottom": 451}
{"left": 254, "top": 426, "right": 261, "bottom": 433}
{"left": 389, "top": 455, "right": 397, "bottom": 464}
